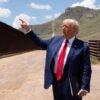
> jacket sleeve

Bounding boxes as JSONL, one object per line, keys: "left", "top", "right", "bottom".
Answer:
{"left": 25, "top": 30, "right": 53, "bottom": 50}
{"left": 81, "top": 43, "right": 92, "bottom": 92}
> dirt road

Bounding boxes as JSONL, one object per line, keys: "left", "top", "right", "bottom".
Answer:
{"left": 0, "top": 51, "right": 99, "bottom": 100}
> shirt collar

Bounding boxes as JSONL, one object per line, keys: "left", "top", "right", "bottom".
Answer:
{"left": 64, "top": 36, "right": 75, "bottom": 45}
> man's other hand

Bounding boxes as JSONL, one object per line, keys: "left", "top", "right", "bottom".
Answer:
{"left": 78, "top": 89, "right": 88, "bottom": 97}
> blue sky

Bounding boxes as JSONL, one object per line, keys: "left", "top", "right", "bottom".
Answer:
{"left": 0, "top": 0, "right": 100, "bottom": 29}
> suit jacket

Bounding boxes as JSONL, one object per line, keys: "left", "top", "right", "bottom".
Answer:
{"left": 26, "top": 31, "right": 92, "bottom": 93}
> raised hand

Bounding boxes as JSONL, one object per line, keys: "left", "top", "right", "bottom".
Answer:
{"left": 19, "top": 19, "right": 30, "bottom": 32}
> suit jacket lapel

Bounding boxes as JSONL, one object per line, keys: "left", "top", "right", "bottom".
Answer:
{"left": 50, "top": 36, "right": 64, "bottom": 61}
{"left": 65, "top": 38, "right": 78, "bottom": 66}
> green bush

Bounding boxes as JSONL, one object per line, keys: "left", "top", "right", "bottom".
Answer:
{"left": 90, "top": 55, "right": 100, "bottom": 64}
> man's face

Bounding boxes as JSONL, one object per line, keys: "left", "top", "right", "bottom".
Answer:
{"left": 61, "top": 21, "right": 76, "bottom": 39}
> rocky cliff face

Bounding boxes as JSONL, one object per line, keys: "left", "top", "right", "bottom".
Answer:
{"left": 61, "top": 6, "right": 98, "bottom": 19}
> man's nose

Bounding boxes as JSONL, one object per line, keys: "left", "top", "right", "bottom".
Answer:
{"left": 62, "top": 26, "right": 65, "bottom": 29}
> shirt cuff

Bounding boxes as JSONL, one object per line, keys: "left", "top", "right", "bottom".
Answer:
{"left": 24, "top": 29, "right": 31, "bottom": 35}
{"left": 81, "top": 89, "right": 88, "bottom": 93}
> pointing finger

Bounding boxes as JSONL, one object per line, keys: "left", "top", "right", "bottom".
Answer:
{"left": 19, "top": 18, "right": 25, "bottom": 23}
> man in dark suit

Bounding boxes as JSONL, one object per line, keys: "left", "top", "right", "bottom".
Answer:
{"left": 20, "top": 18, "right": 92, "bottom": 100}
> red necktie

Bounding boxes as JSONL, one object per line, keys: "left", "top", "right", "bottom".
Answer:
{"left": 56, "top": 40, "right": 68, "bottom": 80}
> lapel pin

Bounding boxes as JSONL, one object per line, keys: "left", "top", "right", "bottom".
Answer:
{"left": 74, "top": 45, "right": 77, "bottom": 48}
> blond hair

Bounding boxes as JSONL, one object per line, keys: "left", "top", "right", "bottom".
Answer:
{"left": 63, "top": 19, "right": 79, "bottom": 34}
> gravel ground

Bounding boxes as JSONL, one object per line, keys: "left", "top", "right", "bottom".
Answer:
{"left": 0, "top": 50, "right": 99, "bottom": 100}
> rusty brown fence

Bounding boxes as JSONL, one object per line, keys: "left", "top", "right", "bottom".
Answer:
{"left": 0, "top": 21, "right": 40, "bottom": 58}
{"left": 88, "top": 40, "right": 100, "bottom": 60}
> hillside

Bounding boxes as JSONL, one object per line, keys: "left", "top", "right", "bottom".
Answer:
{"left": 21, "top": 6, "right": 100, "bottom": 41}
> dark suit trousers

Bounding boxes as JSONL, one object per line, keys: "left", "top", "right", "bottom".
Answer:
{"left": 52, "top": 74, "right": 82, "bottom": 100}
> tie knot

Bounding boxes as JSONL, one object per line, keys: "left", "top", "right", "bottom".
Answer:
{"left": 65, "top": 40, "right": 68, "bottom": 44}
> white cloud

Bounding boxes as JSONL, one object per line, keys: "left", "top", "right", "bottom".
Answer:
{"left": 71, "top": 0, "right": 100, "bottom": 9}
{"left": 0, "top": 7, "right": 11, "bottom": 17}
{"left": 45, "top": 15, "right": 52, "bottom": 20}
{"left": 0, "top": 0, "right": 8, "bottom": 3}
{"left": 45, "top": 12, "right": 61, "bottom": 21}
{"left": 29, "top": 2, "right": 52, "bottom": 10}
{"left": 54, "top": 12, "right": 61, "bottom": 18}
{"left": 12, "top": 14, "right": 37, "bottom": 29}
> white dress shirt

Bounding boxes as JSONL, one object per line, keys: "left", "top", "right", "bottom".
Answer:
{"left": 54, "top": 36, "right": 75, "bottom": 73}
